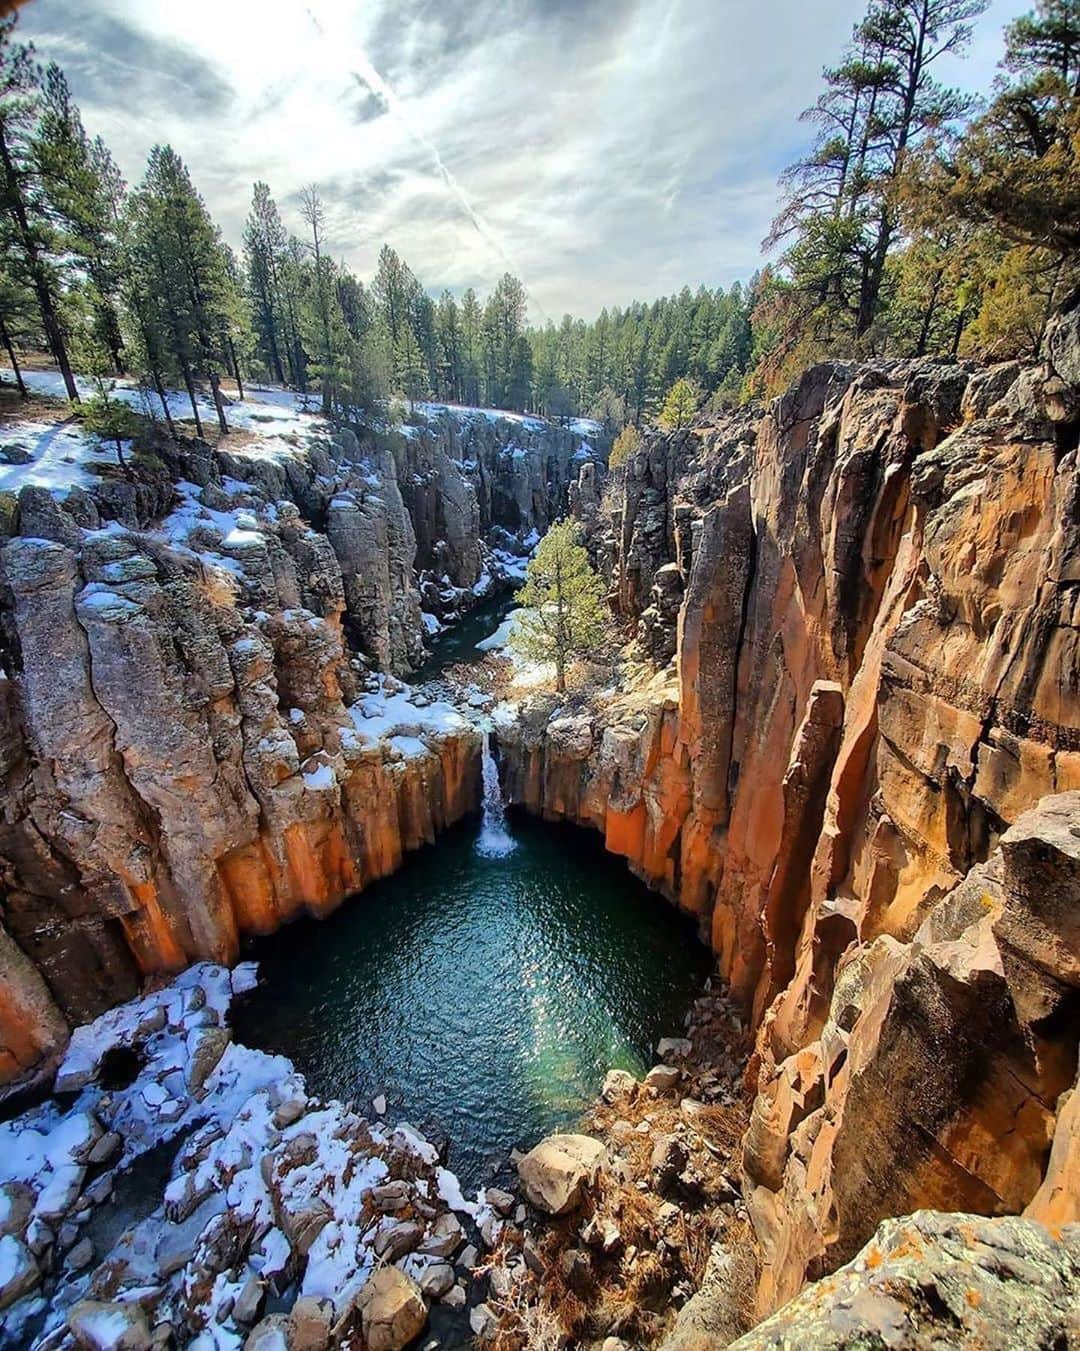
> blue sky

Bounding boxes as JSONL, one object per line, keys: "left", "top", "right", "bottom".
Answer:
{"left": 18, "top": 0, "right": 1030, "bottom": 319}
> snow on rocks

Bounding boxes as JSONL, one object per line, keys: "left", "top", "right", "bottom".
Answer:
{"left": 0, "top": 960, "right": 480, "bottom": 1349}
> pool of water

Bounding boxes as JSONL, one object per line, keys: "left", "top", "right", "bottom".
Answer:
{"left": 408, "top": 590, "right": 517, "bottom": 683}
{"left": 231, "top": 815, "right": 712, "bottom": 1188}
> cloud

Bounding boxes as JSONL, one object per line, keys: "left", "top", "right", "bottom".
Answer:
{"left": 22, "top": 0, "right": 233, "bottom": 116}
{"left": 16, "top": 0, "right": 1029, "bottom": 319}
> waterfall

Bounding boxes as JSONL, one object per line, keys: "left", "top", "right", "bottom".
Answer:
{"left": 476, "top": 728, "right": 516, "bottom": 858}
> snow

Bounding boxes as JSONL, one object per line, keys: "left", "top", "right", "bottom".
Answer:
{"left": 476, "top": 609, "right": 524, "bottom": 653}
{"left": 0, "top": 369, "right": 331, "bottom": 503}
{"left": 0, "top": 956, "right": 483, "bottom": 1344}
{"left": 348, "top": 677, "right": 469, "bottom": 745}
{"left": 0, "top": 1234, "right": 29, "bottom": 1289}
{"left": 0, "top": 415, "right": 116, "bottom": 496}
{"left": 301, "top": 761, "right": 336, "bottom": 791}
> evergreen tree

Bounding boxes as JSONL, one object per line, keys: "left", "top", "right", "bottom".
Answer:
{"left": 512, "top": 519, "right": 610, "bottom": 693}
{"left": 658, "top": 377, "right": 699, "bottom": 429}
{"left": 0, "top": 20, "right": 78, "bottom": 400}
{"left": 128, "top": 145, "right": 233, "bottom": 435}
{"left": 33, "top": 63, "right": 127, "bottom": 376}
{"left": 243, "top": 181, "right": 289, "bottom": 383}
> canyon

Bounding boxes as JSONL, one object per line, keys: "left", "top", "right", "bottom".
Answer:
{"left": 0, "top": 305, "right": 1078, "bottom": 1347}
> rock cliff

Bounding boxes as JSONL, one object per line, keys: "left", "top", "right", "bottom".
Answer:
{"left": 0, "top": 396, "right": 597, "bottom": 1087}
{"left": 498, "top": 314, "right": 1080, "bottom": 1318}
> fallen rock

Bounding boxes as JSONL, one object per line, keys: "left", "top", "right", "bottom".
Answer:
{"left": 0, "top": 1182, "right": 34, "bottom": 1239}
{"left": 357, "top": 1268, "right": 427, "bottom": 1351}
{"left": 601, "top": 1068, "right": 637, "bottom": 1103}
{"left": 645, "top": 1064, "right": 682, "bottom": 1092}
{"left": 485, "top": 1186, "right": 515, "bottom": 1216}
{"left": 290, "top": 1295, "right": 332, "bottom": 1351}
{"left": 657, "top": 1037, "right": 692, "bottom": 1059}
{"left": 186, "top": 1027, "right": 231, "bottom": 1099}
{"left": 233, "top": 1274, "right": 266, "bottom": 1327}
{"left": 0, "top": 1235, "right": 39, "bottom": 1310}
{"left": 469, "top": 1302, "right": 498, "bottom": 1341}
{"left": 245, "top": 1314, "right": 292, "bottom": 1350}
{"left": 420, "top": 1211, "right": 464, "bottom": 1257}
{"left": 68, "top": 1299, "right": 153, "bottom": 1350}
{"left": 517, "top": 1133, "right": 607, "bottom": 1215}
{"left": 374, "top": 1218, "right": 423, "bottom": 1262}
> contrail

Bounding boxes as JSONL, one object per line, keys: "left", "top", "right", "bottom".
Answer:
{"left": 304, "top": 6, "right": 550, "bottom": 322}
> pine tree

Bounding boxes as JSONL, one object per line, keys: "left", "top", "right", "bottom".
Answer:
{"left": 300, "top": 183, "right": 341, "bottom": 411}
{"left": 930, "top": 0, "right": 1080, "bottom": 256}
{"left": 34, "top": 63, "right": 126, "bottom": 376}
{"left": 80, "top": 384, "right": 141, "bottom": 478}
{"left": 658, "top": 377, "right": 699, "bottom": 430}
{"left": 128, "top": 146, "right": 234, "bottom": 435}
{"left": 0, "top": 20, "right": 78, "bottom": 400}
{"left": 243, "top": 181, "right": 289, "bottom": 383}
{"left": 511, "top": 519, "right": 610, "bottom": 693}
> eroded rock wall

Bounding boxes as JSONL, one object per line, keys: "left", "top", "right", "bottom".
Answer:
{"left": 499, "top": 327, "right": 1080, "bottom": 1314}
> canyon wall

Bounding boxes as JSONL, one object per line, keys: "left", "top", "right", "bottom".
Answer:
{"left": 498, "top": 314, "right": 1080, "bottom": 1316}
{"left": 0, "top": 403, "right": 594, "bottom": 1086}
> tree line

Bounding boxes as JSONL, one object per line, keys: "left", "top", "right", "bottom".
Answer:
{"left": 1, "top": 1, "right": 1077, "bottom": 436}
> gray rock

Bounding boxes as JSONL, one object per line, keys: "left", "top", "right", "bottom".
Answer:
{"left": 233, "top": 1274, "right": 265, "bottom": 1327}
{"left": 657, "top": 1037, "right": 692, "bottom": 1059}
{"left": 86, "top": 1131, "right": 122, "bottom": 1167}
{"left": 469, "top": 1302, "right": 498, "bottom": 1341}
{"left": 420, "top": 1212, "right": 464, "bottom": 1258}
{"left": 725, "top": 1213, "right": 1080, "bottom": 1351}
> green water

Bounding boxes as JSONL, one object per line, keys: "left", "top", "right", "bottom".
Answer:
{"left": 408, "top": 589, "right": 517, "bottom": 683}
{"left": 232, "top": 816, "right": 711, "bottom": 1188}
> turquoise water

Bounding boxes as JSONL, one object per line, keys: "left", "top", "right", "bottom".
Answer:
{"left": 232, "top": 815, "right": 711, "bottom": 1188}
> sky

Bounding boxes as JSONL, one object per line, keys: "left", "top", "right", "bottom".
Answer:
{"left": 16, "top": 0, "right": 1031, "bottom": 321}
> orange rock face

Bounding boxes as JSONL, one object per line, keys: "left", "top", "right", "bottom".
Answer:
{"left": 502, "top": 345, "right": 1080, "bottom": 1314}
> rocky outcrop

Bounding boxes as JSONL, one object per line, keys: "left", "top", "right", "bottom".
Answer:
{"left": 498, "top": 329, "right": 1080, "bottom": 1316}
{"left": 727, "top": 1212, "right": 1080, "bottom": 1350}
{"left": 0, "top": 390, "right": 605, "bottom": 1084}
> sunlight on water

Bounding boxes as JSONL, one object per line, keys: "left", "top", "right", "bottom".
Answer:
{"left": 232, "top": 818, "right": 711, "bottom": 1187}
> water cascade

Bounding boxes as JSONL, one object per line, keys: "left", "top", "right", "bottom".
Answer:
{"left": 476, "top": 726, "right": 516, "bottom": 858}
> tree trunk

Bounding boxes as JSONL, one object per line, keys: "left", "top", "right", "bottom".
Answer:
{"left": 0, "top": 314, "right": 27, "bottom": 396}
{"left": 114, "top": 435, "right": 134, "bottom": 481}
{"left": 180, "top": 358, "right": 204, "bottom": 438}
{"left": 151, "top": 367, "right": 176, "bottom": 439}
{"left": 916, "top": 265, "right": 945, "bottom": 356}
{"left": 208, "top": 370, "right": 229, "bottom": 435}
{"left": 227, "top": 337, "right": 244, "bottom": 399}
{"left": 0, "top": 123, "right": 79, "bottom": 403}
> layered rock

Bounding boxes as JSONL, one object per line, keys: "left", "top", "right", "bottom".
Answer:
{"left": 498, "top": 332, "right": 1080, "bottom": 1316}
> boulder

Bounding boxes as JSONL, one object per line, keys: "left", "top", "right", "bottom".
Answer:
{"left": 517, "top": 1134, "right": 607, "bottom": 1215}
{"left": 68, "top": 1300, "right": 152, "bottom": 1350}
{"left": 290, "top": 1295, "right": 332, "bottom": 1351}
{"left": 0, "top": 1235, "right": 39, "bottom": 1310}
{"left": 601, "top": 1068, "right": 637, "bottom": 1103}
{"left": 645, "top": 1064, "right": 681, "bottom": 1092}
{"left": 357, "top": 1268, "right": 427, "bottom": 1351}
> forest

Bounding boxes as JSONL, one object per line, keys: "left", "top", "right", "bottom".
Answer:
{"left": 0, "top": 0, "right": 1077, "bottom": 435}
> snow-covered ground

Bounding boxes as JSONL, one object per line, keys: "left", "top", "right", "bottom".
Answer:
{"left": 0, "top": 369, "right": 330, "bottom": 501}
{"left": 0, "top": 960, "right": 504, "bottom": 1348}
{"left": 0, "top": 368, "right": 601, "bottom": 508}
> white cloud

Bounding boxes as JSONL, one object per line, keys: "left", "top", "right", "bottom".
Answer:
{"left": 19, "top": 0, "right": 1028, "bottom": 319}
